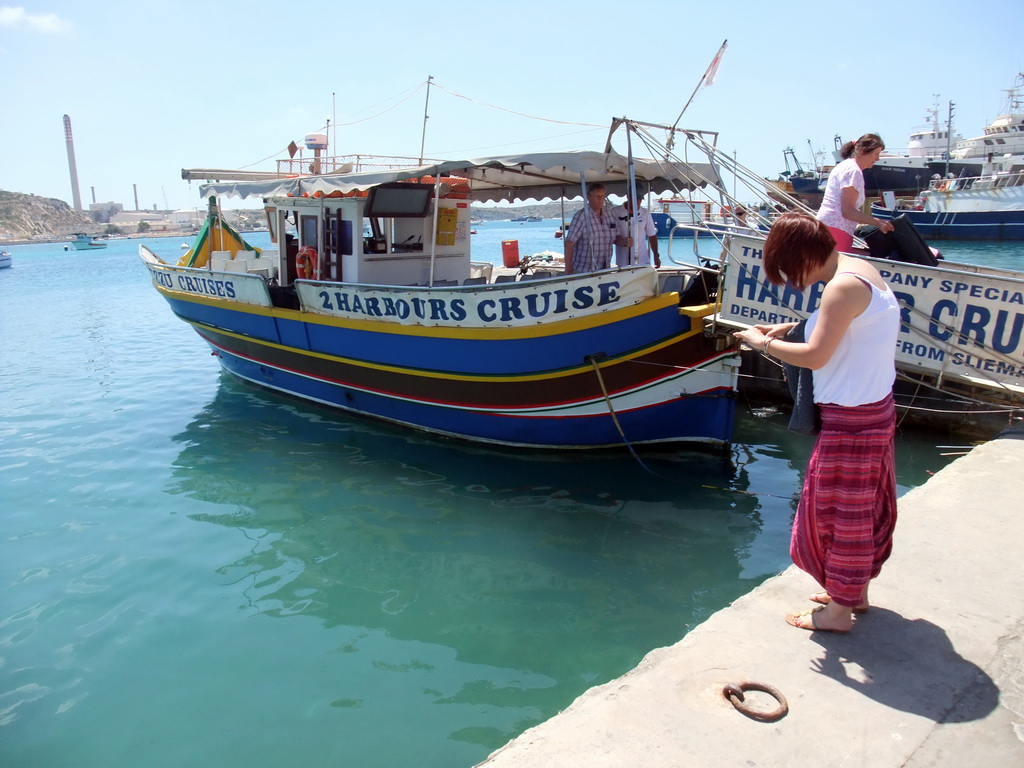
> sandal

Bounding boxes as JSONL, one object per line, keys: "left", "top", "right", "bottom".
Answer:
{"left": 809, "top": 591, "right": 869, "bottom": 613}
{"left": 785, "top": 605, "right": 850, "bottom": 634}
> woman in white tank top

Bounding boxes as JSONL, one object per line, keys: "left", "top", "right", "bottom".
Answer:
{"left": 734, "top": 213, "right": 900, "bottom": 634}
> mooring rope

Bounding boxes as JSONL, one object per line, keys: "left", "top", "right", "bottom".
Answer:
{"left": 585, "top": 354, "right": 659, "bottom": 475}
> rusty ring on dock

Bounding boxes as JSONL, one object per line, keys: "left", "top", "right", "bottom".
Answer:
{"left": 722, "top": 682, "right": 789, "bottom": 722}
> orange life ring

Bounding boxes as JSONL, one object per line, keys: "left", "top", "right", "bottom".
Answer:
{"left": 296, "top": 246, "right": 318, "bottom": 279}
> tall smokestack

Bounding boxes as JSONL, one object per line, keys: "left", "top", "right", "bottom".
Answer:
{"left": 63, "top": 115, "right": 82, "bottom": 211}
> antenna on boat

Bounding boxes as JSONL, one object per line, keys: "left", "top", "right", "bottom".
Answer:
{"left": 944, "top": 100, "right": 956, "bottom": 178}
{"left": 667, "top": 39, "right": 727, "bottom": 150}
{"left": 419, "top": 75, "right": 433, "bottom": 164}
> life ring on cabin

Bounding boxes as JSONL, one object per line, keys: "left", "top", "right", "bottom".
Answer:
{"left": 296, "top": 246, "right": 318, "bottom": 279}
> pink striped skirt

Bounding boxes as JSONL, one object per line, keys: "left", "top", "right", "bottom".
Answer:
{"left": 790, "top": 394, "right": 898, "bottom": 607}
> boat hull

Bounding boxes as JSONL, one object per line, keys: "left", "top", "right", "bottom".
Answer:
{"left": 651, "top": 213, "right": 746, "bottom": 239}
{"left": 873, "top": 174, "right": 1024, "bottom": 240}
{"left": 145, "top": 255, "right": 738, "bottom": 449}
{"left": 653, "top": 212, "right": 715, "bottom": 238}
{"left": 862, "top": 160, "right": 933, "bottom": 195}
{"left": 208, "top": 340, "right": 736, "bottom": 448}
{"left": 873, "top": 206, "right": 1024, "bottom": 240}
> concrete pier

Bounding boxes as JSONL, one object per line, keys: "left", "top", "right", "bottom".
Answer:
{"left": 476, "top": 436, "right": 1024, "bottom": 767}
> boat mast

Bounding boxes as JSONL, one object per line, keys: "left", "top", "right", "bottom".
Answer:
{"left": 419, "top": 75, "right": 433, "bottom": 164}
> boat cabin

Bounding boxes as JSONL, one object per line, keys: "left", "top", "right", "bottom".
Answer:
{"left": 260, "top": 180, "right": 475, "bottom": 288}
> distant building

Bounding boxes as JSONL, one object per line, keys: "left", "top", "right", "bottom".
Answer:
{"left": 109, "top": 209, "right": 172, "bottom": 230}
{"left": 89, "top": 201, "right": 124, "bottom": 223}
{"left": 170, "top": 209, "right": 206, "bottom": 230}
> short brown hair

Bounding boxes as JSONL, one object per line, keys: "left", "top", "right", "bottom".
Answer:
{"left": 762, "top": 213, "right": 836, "bottom": 289}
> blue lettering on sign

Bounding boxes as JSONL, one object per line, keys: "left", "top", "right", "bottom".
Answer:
{"left": 740, "top": 246, "right": 763, "bottom": 261}
{"left": 175, "top": 273, "right": 236, "bottom": 299}
{"left": 728, "top": 304, "right": 800, "bottom": 324}
{"left": 938, "top": 280, "right": 1024, "bottom": 304}
{"left": 152, "top": 270, "right": 173, "bottom": 289}
{"left": 993, "top": 309, "right": 1024, "bottom": 354}
{"left": 879, "top": 271, "right": 933, "bottom": 290}
{"left": 733, "top": 264, "right": 826, "bottom": 315}
{"left": 900, "top": 340, "right": 946, "bottom": 361}
{"left": 892, "top": 290, "right": 914, "bottom": 333}
{"left": 310, "top": 281, "right": 624, "bottom": 325}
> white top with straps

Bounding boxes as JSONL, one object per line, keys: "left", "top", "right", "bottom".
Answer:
{"left": 806, "top": 273, "right": 900, "bottom": 406}
{"left": 816, "top": 158, "right": 864, "bottom": 236}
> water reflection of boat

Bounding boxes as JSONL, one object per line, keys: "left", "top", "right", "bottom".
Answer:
{"left": 165, "top": 381, "right": 771, "bottom": 743}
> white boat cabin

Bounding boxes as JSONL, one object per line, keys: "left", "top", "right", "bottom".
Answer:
{"left": 259, "top": 181, "right": 475, "bottom": 288}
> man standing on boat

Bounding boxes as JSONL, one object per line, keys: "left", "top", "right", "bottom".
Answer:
{"left": 612, "top": 191, "right": 660, "bottom": 267}
{"left": 564, "top": 183, "right": 618, "bottom": 274}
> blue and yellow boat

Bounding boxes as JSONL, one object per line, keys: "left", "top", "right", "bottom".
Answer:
{"left": 140, "top": 123, "right": 739, "bottom": 449}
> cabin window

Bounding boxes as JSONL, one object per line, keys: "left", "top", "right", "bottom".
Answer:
{"left": 300, "top": 215, "right": 318, "bottom": 248}
{"left": 364, "top": 183, "right": 434, "bottom": 218}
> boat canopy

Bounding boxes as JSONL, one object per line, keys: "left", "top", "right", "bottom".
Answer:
{"left": 185, "top": 150, "right": 722, "bottom": 203}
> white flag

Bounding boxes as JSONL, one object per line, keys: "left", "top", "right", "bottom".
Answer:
{"left": 703, "top": 40, "right": 728, "bottom": 88}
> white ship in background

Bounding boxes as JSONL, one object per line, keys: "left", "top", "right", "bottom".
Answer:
{"left": 950, "top": 72, "right": 1024, "bottom": 162}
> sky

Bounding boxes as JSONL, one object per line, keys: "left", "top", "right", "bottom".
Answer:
{"left": 2, "top": 0, "right": 1023, "bottom": 211}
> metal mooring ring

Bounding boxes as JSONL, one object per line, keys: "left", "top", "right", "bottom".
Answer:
{"left": 722, "top": 682, "right": 789, "bottom": 722}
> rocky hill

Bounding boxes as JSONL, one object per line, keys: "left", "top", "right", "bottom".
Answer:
{"left": 0, "top": 189, "right": 583, "bottom": 242}
{"left": 0, "top": 190, "right": 95, "bottom": 241}
{"left": 471, "top": 201, "right": 584, "bottom": 221}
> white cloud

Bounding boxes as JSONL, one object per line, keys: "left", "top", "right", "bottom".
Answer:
{"left": 0, "top": 6, "right": 72, "bottom": 33}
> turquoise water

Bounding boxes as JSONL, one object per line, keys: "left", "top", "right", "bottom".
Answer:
{"left": 0, "top": 226, "right": 997, "bottom": 768}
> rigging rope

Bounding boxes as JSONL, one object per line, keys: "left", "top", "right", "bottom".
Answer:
{"left": 430, "top": 81, "right": 604, "bottom": 127}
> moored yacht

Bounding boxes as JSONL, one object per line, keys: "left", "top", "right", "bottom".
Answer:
{"left": 948, "top": 72, "right": 1024, "bottom": 164}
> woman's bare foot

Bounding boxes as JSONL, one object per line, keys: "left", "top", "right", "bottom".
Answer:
{"left": 786, "top": 603, "right": 854, "bottom": 634}
{"left": 809, "top": 590, "right": 869, "bottom": 613}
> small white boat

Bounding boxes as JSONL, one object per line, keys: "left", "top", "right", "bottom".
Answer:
{"left": 0, "top": 250, "right": 11, "bottom": 269}
{"left": 70, "top": 233, "right": 106, "bottom": 250}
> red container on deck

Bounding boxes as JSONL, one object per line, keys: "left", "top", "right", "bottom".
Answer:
{"left": 501, "top": 240, "right": 520, "bottom": 268}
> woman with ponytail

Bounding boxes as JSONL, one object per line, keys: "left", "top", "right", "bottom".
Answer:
{"left": 817, "top": 133, "right": 895, "bottom": 252}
